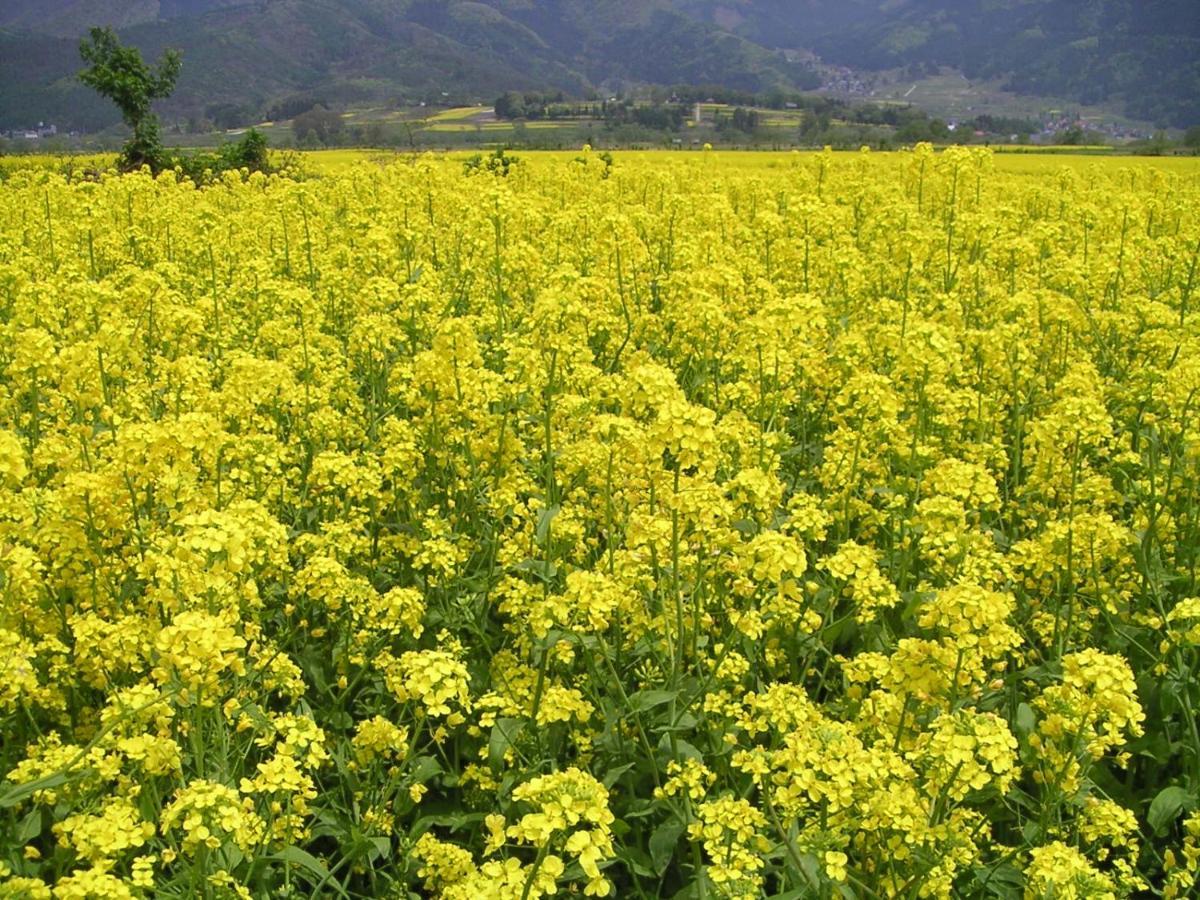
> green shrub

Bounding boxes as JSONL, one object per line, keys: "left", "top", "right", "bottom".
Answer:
{"left": 173, "top": 129, "right": 272, "bottom": 183}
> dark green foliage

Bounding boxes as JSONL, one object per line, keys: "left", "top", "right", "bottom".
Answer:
{"left": 172, "top": 129, "right": 272, "bottom": 183}
{"left": 494, "top": 91, "right": 551, "bottom": 120}
{"left": 267, "top": 95, "right": 329, "bottom": 122}
{"left": 204, "top": 102, "right": 255, "bottom": 130}
{"left": 76, "top": 27, "right": 272, "bottom": 181}
{"left": 970, "top": 114, "right": 1042, "bottom": 138}
{"left": 495, "top": 87, "right": 949, "bottom": 149}
{"left": 726, "top": 107, "right": 760, "bottom": 133}
{"left": 1058, "top": 125, "right": 1086, "bottom": 146}
{"left": 78, "top": 26, "right": 180, "bottom": 171}
{"left": 463, "top": 147, "right": 520, "bottom": 177}
{"left": 223, "top": 127, "right": 269, "bottom": 170}
{"left": 600, "top": 100, "right": 686, "bottom": 132}
{"left": 571, "top": 149, "right": 615, "bottom": 178}
{"left": 78, "top": 27, "right": 180, "bottom": 125}
{"left": 291, "top": 106, "right": 344, "bottom": 146}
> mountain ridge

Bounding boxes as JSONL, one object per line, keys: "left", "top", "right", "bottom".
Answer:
{"left": 2, "top": 0, "right": 1197, "bottom": 132}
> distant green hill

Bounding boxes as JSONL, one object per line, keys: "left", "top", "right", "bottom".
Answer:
{"left": 801, "top": 0, "right": 1200, "bottom": 128}
{"left": 2, "top": 0, "right": 1197, "bottom": 132}
{"left": 676, "top": 0, "right": 1200, "bottom": 128}
{"left": 0, "top": 0, "right": 813, "bottom": 132}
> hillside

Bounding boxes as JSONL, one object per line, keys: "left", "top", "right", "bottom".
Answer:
{"left": 801, "top": 0, "right": 1200, "bottom": 128}
{"left": 1, "top": 0, "right": 1197, "bottom": 132}
{"left": 0, "top": 0, "right": 811, "bottom": 132}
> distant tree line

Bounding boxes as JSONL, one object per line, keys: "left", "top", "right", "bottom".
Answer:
{"left": 970, "top": 114, "right": 1042, "bottom": 137}
{"left": 291, "top": 106, "right": 344, "bottom": 145}
{"left": 494, "top": 92, "right": 575, "bottom": 120}
{"left": 268, "top": 95, "right": 331, "bottom": 122}
{"left": 600, "top": 101, "right": 686, "bottom": 131}
{"left": 717, "top": 108, "right": 760, "bottom": 134}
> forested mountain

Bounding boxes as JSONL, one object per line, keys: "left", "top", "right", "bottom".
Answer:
{"left": 803, "top": 0, "right": 1200, "bottom": 128}
{"left": 673, "top": 0, "right": 1199, "bottom": 126}
{"left": 0, "top": 0, "right": 814, "bottom": 130}
{"left": 2, "top": 0, "right": 1197, "bottom": 131}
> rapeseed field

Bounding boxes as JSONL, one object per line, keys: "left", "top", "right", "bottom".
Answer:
{"left": 1, "top": 146, "right": 1199, "bottom": 898}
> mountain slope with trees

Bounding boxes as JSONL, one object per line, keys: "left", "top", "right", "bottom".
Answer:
{"left": 0, "top": 0, "right": 812, "bottom": 130}
{"left": 808, "top": 0, "right": 1200, "bottom": 128}
{"left": 677, "top": 0, "right": 1200, "bottom": 127}
{"left": 2, "top": 0, "right": 1197, "bottom": 132}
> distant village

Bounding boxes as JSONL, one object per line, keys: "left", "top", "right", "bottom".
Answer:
{"left": 814, "top": 65, "right": 1154, "bottom": 143}
{"left": 1, "top": 122, "right": 69, "bottom": 141}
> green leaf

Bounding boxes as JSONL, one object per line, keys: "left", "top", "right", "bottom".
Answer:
{"left": 273, "top": 846, "right": 330, "bottom": 875}
{"left": 972, "top": 862, "right": 1024, "bottom": 898}
{"left": 269, "top": 846, "right": 346, "bottom": 896}
{"left": 489, "top": 717, "right": 524, "bottom": 773}
{"left": 657, "top": 736, "right": 704, "bottom": 762}
{"left": 617, "top": 844, "right": 656, "bottom": 878}
{"left": 1149, "top": 786, "right": 1195, "bottom": 835}
{"left": 413, "top": 811, "right": 485, "bottom": 833}
{"left": 15, "top": 808, "right": 42, "bottom": 842}
{"left": 513, "top": 557, "right": 558, "bottom": 583}
{"left": 653, "top": 713, "right": 698, "bottom": 733}
{"left": 629, "top": 689, "right": 677, "bottom": 713}
{"left": 535, "top": 504, "right": 560, "bottom": 545}
{"left": 225, "top": 845, "right": 246, "bottom": 871}
{"left": 410, "top": 755, "right": 444, "bottom": 784}
{"left": 1020, "top": 820, "right": 1044, "bottom": 844}
{"left": 602, "top": 762, "right": 636, "bottom": 788}
{"left": 805, "top": 851, "right": 831, "bottom": 888}
{"left": 368, "top": 835, "right": 391, "bottom": 861}
{"left": 1015, "top": 703, "right": 1036, "bottom": 735}
{"left": 0, "top": 772, "right": 70, "bottom": 809}
{"left": 650, "top": 821, "right": 685, "bottom": 876}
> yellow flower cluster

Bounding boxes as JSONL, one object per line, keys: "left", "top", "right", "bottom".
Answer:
{"left": 1025, "top": 841, "right": 1117, "bottom": 899}
{"left": 160, "top": 780, "right": 264, "bottom": 855}
{"left": 689, "top": 796, "right": 771, "bottom": 899}
{"left": 506, "top": 768, "right": 615, "bottom": 896}
{"left": 379, "top": 645, "right": 472, "bottom": 721}
{"left": 1031, "top": 649, "right": 1144, "bottom": 793}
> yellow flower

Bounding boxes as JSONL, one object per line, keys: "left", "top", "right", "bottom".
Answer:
{"left": 1025, "top": 842, "right": 1116, "bottom": 899}
{"left": 53, "top": 798, "right": 155, "bottom": 864}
